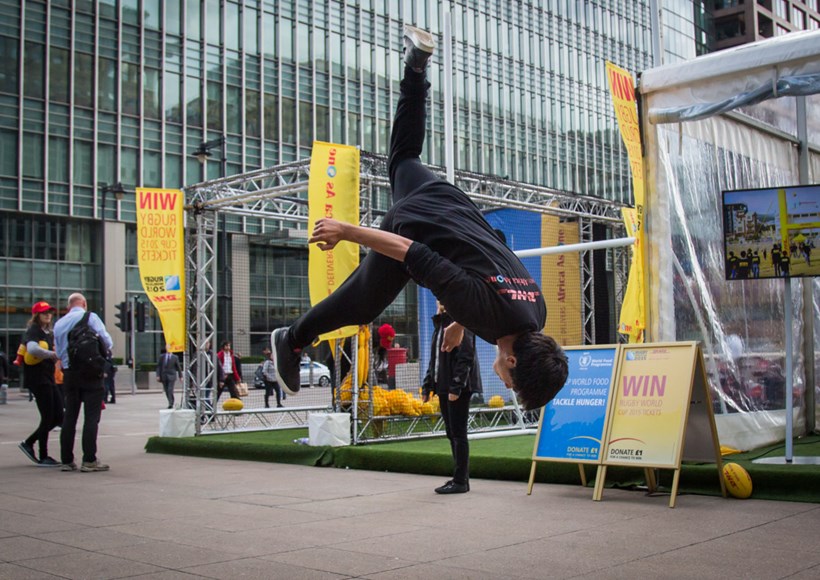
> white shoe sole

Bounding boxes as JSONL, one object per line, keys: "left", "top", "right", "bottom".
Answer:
{"left": 404, "top": 24, "right": 436, "bottom": 53}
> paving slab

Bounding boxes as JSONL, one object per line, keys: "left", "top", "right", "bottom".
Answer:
{"left": 2, "top": 388, "right": 819, "bottom": 579}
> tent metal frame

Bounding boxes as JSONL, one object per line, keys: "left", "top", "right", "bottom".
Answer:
{"left": 183, "top": 152, "right": 630, "bottom": 436}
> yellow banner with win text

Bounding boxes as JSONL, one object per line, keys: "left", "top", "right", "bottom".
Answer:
{"left": 136, "top": 188, "right": 186, "bottom": 353}
{"left": 606, "top": 61, "right": 646, "bottom": 343}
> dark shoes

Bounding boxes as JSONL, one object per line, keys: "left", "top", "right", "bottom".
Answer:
{"left": 37, "top": 456, "right": 60, "bottom": 467}
{"left": 435, "top": 480, "right": 470, "bottom": 494}
{"left": 403, "top": 24, "right": 436, "bottom": 72}
{"left": 271, "top": 328, "right": 301, "bottom": 395}
{"left": 19, "top": 441, "right": 38, "bottom": 464}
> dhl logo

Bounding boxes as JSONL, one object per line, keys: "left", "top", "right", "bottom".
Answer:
{"left": 153, "top": 295, "right": 179, "bottom": 303}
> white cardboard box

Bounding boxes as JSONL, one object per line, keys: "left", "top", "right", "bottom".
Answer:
{"left": 308, "top": 412, "right": 351, "bottom": 446}
{"left": 159, "top": 409, "right": 196, "bottom": 438}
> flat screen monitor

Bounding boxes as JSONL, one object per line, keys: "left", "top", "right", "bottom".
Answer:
{"left": 722, "top": 184, "right": 820, "bottom": 280}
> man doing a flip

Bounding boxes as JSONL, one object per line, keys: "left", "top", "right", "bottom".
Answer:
{"left": 272, "top": 25, "right": 568, "bottom": 411}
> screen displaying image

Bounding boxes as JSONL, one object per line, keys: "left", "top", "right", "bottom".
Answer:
{"left": 722, "top": 184, "right": 820, "bottom": 280}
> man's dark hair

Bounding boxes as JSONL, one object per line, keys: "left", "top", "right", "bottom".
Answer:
{"left": 221, "top": 341, "right": 230, "bottom": 349}
{"left": 511, "top": 332, "right": 568, "bottom": 411}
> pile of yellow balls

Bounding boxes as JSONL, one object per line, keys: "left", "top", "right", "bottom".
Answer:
{"left": 338, "top": 378, "right": 440, "bottom": 417}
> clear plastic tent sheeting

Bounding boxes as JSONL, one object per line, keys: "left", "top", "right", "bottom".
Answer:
{"left": 639, "top": 30, "right": 820, "bottom": 451}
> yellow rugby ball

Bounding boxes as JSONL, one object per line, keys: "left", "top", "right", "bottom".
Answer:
{"left": 722, "top": 462, "right": 752, "bottom": 499}
{"left": 23, "top": 341, "right": 49, "bottom": 365}
{"left": 222, "top": 398, "right": 244, "bottom": 411}
{"left": 488, "top": 395, "right": 505, "bottom": 408}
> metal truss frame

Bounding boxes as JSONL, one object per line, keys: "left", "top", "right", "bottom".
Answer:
{"left": 185, "top": 153, "right": 626, "bottom": 227}
{"left": 184, "top": 207, "right": 219, "bottom": 434}
{"left": 202, "top": 405, "right": 328, "bottom": 435}
{"left": 184, "top": 153, "right": 630, "bottom": 435}
{"left": 356, "top": 406, "right": 538, "bottom": 443}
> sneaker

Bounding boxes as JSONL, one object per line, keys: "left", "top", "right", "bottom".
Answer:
{"left": 435, "top": 480, "right": 469, "bottom": 494}
{"left": 18, "top": 441, "right": 38, "bottom": 464}
{"left": 61, "top": 462, "right": 78, "bottom": 472}
{"left": 271, "top": 328, "right": 301, "bottom": 395}
{"left": 403, "top": 24, "right": 436, "bottom": 72}
{"left": 80, "top": 460, "right": 110, "bottom": 472}
{"left": 37, "top": 456, "right": 60, "bottom": 467}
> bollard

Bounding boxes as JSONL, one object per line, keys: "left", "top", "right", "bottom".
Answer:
{"left": 0, "top": 383, "right": 7, "bottom": 405}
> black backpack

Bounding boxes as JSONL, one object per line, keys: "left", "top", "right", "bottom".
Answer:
{"left": 67, "top": 312, "right": 108, "bottom": 380}
{"left": 253, "top": 364, "right": 266, "bottom": 389}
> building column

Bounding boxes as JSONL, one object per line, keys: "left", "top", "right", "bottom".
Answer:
{"left": 103, "top": 220, "right": 128, "bottom": 360}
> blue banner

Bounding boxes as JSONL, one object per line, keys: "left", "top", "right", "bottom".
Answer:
{"left": 534, "top": 346, "right": 617, "bottom": 462}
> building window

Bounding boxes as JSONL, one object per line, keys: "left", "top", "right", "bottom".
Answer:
{"left": 794, "top": 8, "right": 805, "bottom": 29}
{"left": 775, "top": 0, "right": 789, "bottom": 20}
{"left": 23, "top": 42, "right": 44, "bottom": 99}
{"left": 49, "top": 48, "right": 70, "bottom": 103}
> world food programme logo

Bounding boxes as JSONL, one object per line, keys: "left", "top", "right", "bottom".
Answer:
{"left": 578, "top": 353, "right": 592, "bottom": 369}
{"left": 164, "top": 275, "right": 181, "bottom": 291}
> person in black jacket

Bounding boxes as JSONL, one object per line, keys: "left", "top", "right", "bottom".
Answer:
{"left": 271, "top": 25, "right": 567, "bottom": 412}
{"left": 422, "top": 302, "right": 479, "bottom": 494}
{"left": 19, "top": 301, "right": 62, "bottom": 466}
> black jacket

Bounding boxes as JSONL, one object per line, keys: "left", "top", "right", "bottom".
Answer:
{"left": 422, "top": 312, "right": 480, "bottom": 398}
{"left": 383, "top": 184, "right": 546, "bottom": 344}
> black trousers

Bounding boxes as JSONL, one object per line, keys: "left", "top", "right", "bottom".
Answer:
{"left": 104, "top": 376, "right": 116, "bottom": 403}
{"left": 60, "top": 370, "right": 104, "bottom": 465}
{"left": 161, "top": 378, "right": 176, "bottom": 406}
{"left": 216, "top": 375, "right": 239, "bottom": 402}
{"left": 264, "top": 380, "right": 282, "bottom": 407}
{"left": 25, "top": 382, "right": 64, "bottom": 460}
{"left": 291, "top": 68, "right": 435, "bottom": 348}
{"left": 439, "top": 389, "right": 471, "bottom": 485}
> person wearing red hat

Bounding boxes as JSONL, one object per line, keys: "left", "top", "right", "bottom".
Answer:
{"left": 374, "top": 323, "right": 395, "bottom": 386}
{"left": 377, "top": 323, "right": 396, "bottom": 349}
{"left": 18, "top": 301, "right": 62, "bottom": 467}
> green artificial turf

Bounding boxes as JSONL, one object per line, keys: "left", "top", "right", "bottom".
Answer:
{"left": 145, "top": 429, "right": 334, "bottom": 467}
{"left": 146, "top": 431, "right": 820, "bottom": 503}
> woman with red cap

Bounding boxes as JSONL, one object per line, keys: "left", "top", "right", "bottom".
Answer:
{"left": 375, "top": 324, "right": 395, "bottom": 386}
{"left": 18, "top": 301, "right": 62, "bottom": 466}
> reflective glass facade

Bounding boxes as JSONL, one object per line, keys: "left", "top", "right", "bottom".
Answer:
{"left": 0, "top": 0, "right": 662, "bottom": 362}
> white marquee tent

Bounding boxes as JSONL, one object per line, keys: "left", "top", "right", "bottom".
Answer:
{"left": 639, "top": 30, "right": 820, "bottom": 451}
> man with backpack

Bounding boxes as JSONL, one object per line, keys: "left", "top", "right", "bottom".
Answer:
{"left": 53, "top": 292, "right": 113, "bottom": 472}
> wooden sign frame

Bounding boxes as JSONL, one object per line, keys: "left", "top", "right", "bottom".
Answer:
{"left": 593, "top": 342, "right": 725, "bottom": 507}
{"left": 528, "top": 345, "right": 620, "bottom": 495}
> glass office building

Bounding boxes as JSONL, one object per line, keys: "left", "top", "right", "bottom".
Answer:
{"left": 0, "top": 0, "right": 659, "bottom": 366}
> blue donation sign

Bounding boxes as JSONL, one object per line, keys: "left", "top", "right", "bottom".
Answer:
{"left": 534, "top": 346, "right": 617, "bottom": 462}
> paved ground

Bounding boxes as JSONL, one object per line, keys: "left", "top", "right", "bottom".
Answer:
{"left": 1, "top": 387, "right": 819, "bottom": 580}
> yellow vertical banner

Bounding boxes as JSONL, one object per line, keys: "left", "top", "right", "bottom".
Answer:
{"left": 619, "top": 208, "right": 644, "bottom": 342}
{"left": 136, "top": 188, "right": 186, "bottom": 352}
{"left": 308, "top": 141, "right": 360, "bottom": 342}
{"left": 606, "top": 61, "right": 646, "bottom": 343}
{"left": 541, "top": 215, "right": 582, "bottom": 346}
